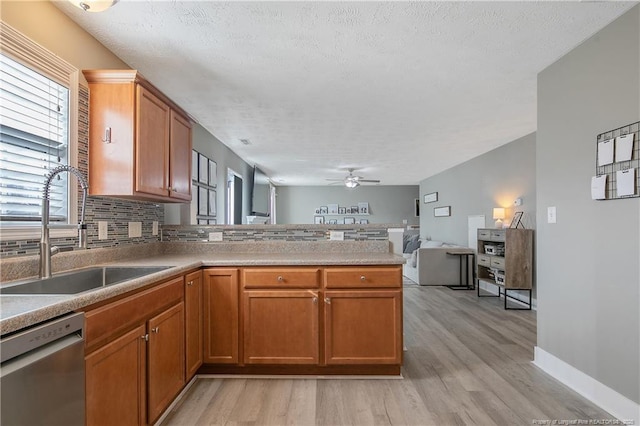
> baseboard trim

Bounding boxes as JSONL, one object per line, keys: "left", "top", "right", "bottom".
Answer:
{"left": 533, "top": 346, "right": 639, "bottom": 424}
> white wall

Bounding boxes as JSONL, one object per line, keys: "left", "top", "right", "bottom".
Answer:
{"left": 537, "top": 4, "right": 639, "bottom": 406}
{"left": 419, "top": 133, "right": 536, "bottom": 246}
{"left": 276, "top": 185, "right": 419, "bottom": 225}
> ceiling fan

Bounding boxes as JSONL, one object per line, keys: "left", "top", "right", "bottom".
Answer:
{"left": 326, "top": 169, "right": 381, "bottom": 188}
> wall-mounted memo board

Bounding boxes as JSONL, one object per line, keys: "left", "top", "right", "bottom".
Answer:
{"left": 594, "top": 121, "right": 639, "bottom": 200}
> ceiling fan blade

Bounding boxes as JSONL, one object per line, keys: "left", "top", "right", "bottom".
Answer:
{"left": 325, "top": 178, "right": 345, "bottom": 181}
{"left": 359, "top": 179, "right": 381, "bottom": 183}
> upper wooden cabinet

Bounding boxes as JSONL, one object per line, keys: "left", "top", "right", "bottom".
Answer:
{"left": 83, "top": 70, "right": 192, "bottom": 202}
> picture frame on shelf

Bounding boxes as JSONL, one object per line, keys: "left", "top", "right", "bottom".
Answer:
{"left": 315, "top": 208, "right": 321, "bottom": 214}
{"left": 510, "top": 211, "right": 524, "bottom": 229}
{"left": 434, "top": 206, "right": 451, "bottom": 217}
{"left": 328, "top": 203, "right": 339, "bottom": 214}
{"left": 424, "top": 192, "right": 438, "bottom": 203}
{"left": 344, "top": 217, "right": 356, "bottom": 224}
{"left": 198, "top": 186, "right": 208, "bottom": 216}
{"left": 314, "top": 216, "right": 325, "bottom": 224}
{"left": 338, "top": 207, "right": 346, "bottom": 214}
{"left": 327, "top": 219, "right": 338, "bottom": 225}
{"left": 359, "top": 219, "right": 369, "bottom": 224}
{"left": 357, "top": 202, "right": 369, "bottom": 214}
{"left": 192, "top": 150, "right": 199, "bottom": 181}
{"left": 198, "top": 154, "right": 208, "bottom": 184}
{"left": 350, "top": 206, "right": 359, "bottom": 214}
{"left": 208, "top": 189, "right": 217, "bottom": 216}
{"left": 208, "top": 159, "right": 217, "bottom": 188}
{"left": 319, "top": 206, "right": 328, "bottom": 215}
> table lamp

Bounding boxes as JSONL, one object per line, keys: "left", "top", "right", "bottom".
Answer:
{"left": 493, "top": 208, "right": 505, "bottom": 228}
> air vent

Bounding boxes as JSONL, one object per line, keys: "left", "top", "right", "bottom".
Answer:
{"left": 239, "top": 139, "right": 251, "bottom": 145}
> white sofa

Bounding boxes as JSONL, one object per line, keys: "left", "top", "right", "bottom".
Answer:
{"left": 402, "top": 239, "right": 468, "bottom": 286}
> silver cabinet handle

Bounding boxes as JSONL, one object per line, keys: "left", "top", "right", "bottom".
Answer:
{"left": 187, "top": 280, "right": 193, "bottom": 286}
{"left": 324, "top": 297, "right": 331, "bottom": 304}
{"left": 151, "top": 327, "right": 159, "bottom": 333}
{"left": 360, "top": 275, "right": 366, "bottom": 281}
{"left": 277, "top": 276, "right": 284, "bottom": 282}
{"left": 312, "top": 297, "right": 318, "bottom": 304}
{"left": 141, "top": 334, "right": 149, "bottom": 341}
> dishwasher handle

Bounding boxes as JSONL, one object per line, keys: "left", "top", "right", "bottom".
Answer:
{"left": 1, "top": 312, "right": 84, "bottom": 363}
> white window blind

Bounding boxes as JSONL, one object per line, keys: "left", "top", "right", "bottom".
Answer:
{"left": 0, "top": 53, "right": 70, "bottom": 223}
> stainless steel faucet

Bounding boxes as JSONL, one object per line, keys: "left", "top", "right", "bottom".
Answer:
{"left": 40, "top": 165, "right": 89, "bottom": 278}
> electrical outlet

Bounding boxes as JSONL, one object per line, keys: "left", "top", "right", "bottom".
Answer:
{"left": 329, "top": 231, "right": 344, "bottom": 241}
{"left": 208, "top": 232, "right": 223, "bottom": 242}
{"left": 98, "top": 221, "right": 108, "bottom": 240}
{"left": 547, "top": 206, "right": 557, "bottom": 224}
{"left": 128, "top": 222, "right": 142, "bottom": 238}
{"left": 152, "top": 221, "right": 159, "bottom": 236}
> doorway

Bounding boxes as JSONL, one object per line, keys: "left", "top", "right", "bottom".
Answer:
{"left": 227, "top": 169, "right": 243, "bottom": 225}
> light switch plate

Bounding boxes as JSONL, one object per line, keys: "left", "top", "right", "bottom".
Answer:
{"left": 547, "top": 206, "right": 557, "bottom": 224}
{"left": 208, "top": 232, "right": 223, "bottom": 242}
{"left": 128, "top": 222, "right": 142, "bottom": 238}
{"left": 98, "top": 221, "right": 108, "bottom": 240}
{"left": 152, "top": 221, "right": 159, "bottom": 236}
{"left": 329, "top": 231, "right": 344, "bottom": 241}
{"left": 514, "top": 198, "right": 523, "bottom": 206}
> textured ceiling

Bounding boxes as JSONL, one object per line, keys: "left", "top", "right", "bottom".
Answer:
{"left": 54, "top": 0, "right": 636, "bottom": 186}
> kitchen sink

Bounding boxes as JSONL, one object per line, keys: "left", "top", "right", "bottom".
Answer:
{"left": 0, "top": 266, "right": 170, "bottom": 295}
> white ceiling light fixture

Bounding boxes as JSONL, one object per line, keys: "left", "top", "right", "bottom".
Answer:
{"left": 326, "top": 169, "right": 380, "bottom": 188}
{"left": 69, "top": 0, "right": 118, "bottom": 12}
{"left": 344, "top": 177, "right": 359, "bottom": 189}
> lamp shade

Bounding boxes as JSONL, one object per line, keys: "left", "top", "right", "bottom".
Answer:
{"left": 69, "top": 0, "right": 118, "bottom": 12}
{"left": 493, "top": 208, "right": 505, "bottom": 220}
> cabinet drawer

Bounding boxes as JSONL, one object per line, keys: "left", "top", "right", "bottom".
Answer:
{"left": 478, "top": 229, "right": 491, "bottom": 240}
{"left": 85, "top": 277, "right": 184, "bottom": 352}
{"left": 324, "top": 266, "right": 402, "bottom": 289}
{"left": 490, "top": 257, "right": 506, "bottom": 269}
{"left": 477, "top": 254, "right": 491, "bottom": 267}
{"left": 490, "top": 230, "right": 506, "bottom": 242}
{"left": 243, "top": 268, "right": 320, "bottom": 289}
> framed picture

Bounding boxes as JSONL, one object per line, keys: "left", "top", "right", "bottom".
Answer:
{"left": 319, "top": 206, "right": 328, "bottom": 215}
{"left": 424, "top": 192, "right": 438, "bottom": 203}
{"left": 338, "top": 207, "right": 346, "bottom": 215}
{"left": 192, "top": 150, "right": 198, "bottom": 181}
{"left": 344, "top": 217, "right": 356, "bottom": 224}
{"left": 359, "top": 219, "right": 369, "bottom": 224}
{"left": 358, "top": 202, "right": 369, "bottom": 214}
{"left": 208, "top": 189, "right": 217, "bottom": 216}
{"left": 328, "top": 203, "right": 339, "bottom": 214}
{"left": 198, "top": 154, "right": 208, "bottom": 184}
{"left": 434, "top": 206, "right": 451, "bottom": 217}
{"left": 315, "top": 208, "right": 321, "bottom": 214}
{"left": 314, "top": 216, "right": 325, "bottom": 224}
{"left": 350, "top": 206, "right": 359, "bottom": 214}
{"left": 415, "top": 198, "right": 420, "bottom": 217}
{"left": 198, "top": 186, "right": 208, "bottom": 215}
{"left": 208, "top": 160, "right": 217, "bottom": 188}
{"left": 510, "top": 211, "right": 524, "bottom": 229}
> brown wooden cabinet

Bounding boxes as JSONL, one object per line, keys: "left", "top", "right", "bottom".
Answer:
{"left": 184, "top": 270, "right": 203, "bottom": 380}
{"left": 243, "top": 290, "right": 319, "bottom": 364}
{"left": 203, "top": 268, "right": 239, "bottom": 364}
{"left": 147, "top": 302, "right": 185, "bottom": 424}
{"left": 83, "top": 276, "right": 185, "bottom": 425}
{"left": 83, "top": 69, "right": 192, "bottom": 202}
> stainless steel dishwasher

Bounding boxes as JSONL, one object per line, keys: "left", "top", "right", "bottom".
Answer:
{"left": 1, "top": 312, "right": 85, "bottom": 425}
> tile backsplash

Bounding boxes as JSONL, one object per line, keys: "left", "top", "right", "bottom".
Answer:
{"left": 0, "top": 85, "right": 164, "bottom": 258}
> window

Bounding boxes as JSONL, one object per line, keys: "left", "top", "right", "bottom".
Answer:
{"left": 0, "top": 22, "right": 79, "bottom": 239}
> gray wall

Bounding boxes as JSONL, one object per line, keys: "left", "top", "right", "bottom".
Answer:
{"left": 276, "top": 186, "right": 419, "bottom": 225}
{"left": 419, "top": 132, "right": 536, "bottom": 246}
{"left": 537, "top": 5, "right": 640, "bottom": 404}
{"left": 165, "top": 124, "right": 253, "bottom": 225}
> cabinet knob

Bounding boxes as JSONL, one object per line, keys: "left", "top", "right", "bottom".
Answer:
{"left": 360, "top": 275, "right": 366, "bottom": 281}
{"left": 312, "top": 297, "right": 318, "bottom": 304}
{"left": 187, "top": 280, "right": 193, "bottom": 286}
{"left": 141, "top": 334, "right": 149, "bottom": 341}
{"left": 151, "top": 327, "right": 159, "bottom": 333}
{"left": 277, "top": 276, "right": 284, "bottom": 282}
{"left": 324, "top": 297, "right": 331, "bottom": 304}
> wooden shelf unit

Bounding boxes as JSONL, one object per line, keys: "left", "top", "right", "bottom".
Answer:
{"left": 476, "top": 228, "right": 533, "bottom": 310}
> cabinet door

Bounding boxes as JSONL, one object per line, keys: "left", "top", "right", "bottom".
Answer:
{"left": 147, "top": 303, "right": 185, "bottom": 424}
{"left": 324, "top": 290, "right": 402, "bottom": 365}
{"left": 86, "top": 325, "right": 147, "bottom": 426}
{"left": 203, "top": 268, "right": 239, "bottom": 364}
{"left": 243, "top": 290, "right": 319, "bottom": 364}
{"left": 135, "top": 85, "right": 170, "bottom": 197}
{"left": 169, "top": 110, "right": 192, "bottom": 201}
{"left": 185, "top": 270, "right": 203, "bottom": 379}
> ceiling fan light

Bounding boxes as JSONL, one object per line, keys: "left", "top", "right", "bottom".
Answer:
{"left": 70, "top": 0, "right": 118, "bottom": 12}
{"left": 345, "top": 179, "right": 359, "bottom": 188}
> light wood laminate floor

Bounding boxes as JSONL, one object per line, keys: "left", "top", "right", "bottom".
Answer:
{"left": 161, "top": 285, "right": 614, "bottom": 425}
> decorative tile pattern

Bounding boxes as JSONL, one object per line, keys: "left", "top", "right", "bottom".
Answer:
{"left": 0, "top": 85, "right": 164, "bottom": 258}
